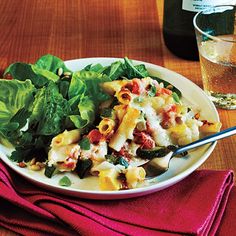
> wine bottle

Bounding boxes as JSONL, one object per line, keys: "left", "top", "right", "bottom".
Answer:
{"left": 163, "top": 0, "right": 234, "bottom": 61}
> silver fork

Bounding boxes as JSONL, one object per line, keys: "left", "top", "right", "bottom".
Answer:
{"left": 141, "top": 126, "right": 236, "bottom": 178}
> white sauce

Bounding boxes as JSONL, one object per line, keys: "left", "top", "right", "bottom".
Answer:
{"left": 143, "top": 105, "right": 172, "bottom": 146}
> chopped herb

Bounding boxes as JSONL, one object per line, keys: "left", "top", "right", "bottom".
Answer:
{"left": 172, "top": 92, "right": 180, "bottom": 103}
{"left": 118, "top": 157, "right": 129, "bottom": 168}
{"left": 147, "top": 84, "right": 157, "bottom": 97}
{"left": 105, "top": 154, "right": 129, "bottom": 168}
{"left": 79, "top": 137, "right": 90, "bottom": 150}
{"left": 105, "top": 154, "right": 119, "bottom": 164}
{"left": 133, "top": 96, "right": 144, "bottom": 103}
{"left": 59, "top": 176, "right": 72, "bottom": 187}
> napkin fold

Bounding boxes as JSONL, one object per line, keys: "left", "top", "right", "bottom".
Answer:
{"left": 0, "top": 160, "right": 234, "bottom": 236}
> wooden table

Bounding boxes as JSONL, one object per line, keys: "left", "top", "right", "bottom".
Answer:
{"left": 0, "top": 0, "right": 235, "bottom": 235}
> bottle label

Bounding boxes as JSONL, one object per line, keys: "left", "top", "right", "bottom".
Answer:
{"left": 182, "top": 0, "right": 236, "bottom": 12}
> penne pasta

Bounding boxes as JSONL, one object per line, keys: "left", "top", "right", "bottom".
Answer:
{"left": 113, "top": 104, "right": 127, "bottom": 122}
{"left": 109, "top": 107, "right": 140, "bottom": 151}
{"left": 125, "top": 166, "right": 146, "bottom": 189}
{"left": 99, "top": 168, "right": 122, "bottom": 191}
{"left": 101, "top": 80, "right": 128, "bottom": 95}
{"left": 199, "top": 121, "right": 222, "bottom": 133}
{"left": 51, "top": 129, "right": 81, "bottom": 147}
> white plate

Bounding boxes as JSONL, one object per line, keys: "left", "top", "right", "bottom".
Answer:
{"left": 0, "top": 58, "right": 219, "bottom": 200}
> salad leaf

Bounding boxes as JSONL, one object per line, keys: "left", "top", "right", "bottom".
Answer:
{"left": 67, "top": 71, "right": 111, "bottom": 129}
{"left": 35, "top": 54, "right": 71, "bottom": 74}
{"left": 31, "top": 65, "right": 59, "bottom": 83}
{"left": 68, "top": 72, "right": 87, "bottom": 100}
{"left": 0, "top": 101, "right": 13, "bottom": 124}
{"left": 0, "top": 79, "right": 35, "bottom": 144}
{"left": 124, "top": 57, "right": 149, "bottom": 78}
{"left": 9, "top": 137, "right": 49, "bottom": 162}
{"left": 10, "top": 108, "right": 31, "bottom": 130}
{"left": 9, "top": 147, "right": 32, "bottom": 162}
{"left": 71, "top": 95, "right": 95, "bottom": 128}
{"left": 4, "top": 62, "right": 59, "bottom": 88}
{"left": 151, "top": 76, "right": 182, "bottom": 98}
{"left": 105, "top": 61, "right": 125, "bottom": 80}
{"left": 67, "top": 94, "right": 95, "bottom": 129}
{"left": 30, "top": 82, "right": 70, "bottom": 135}
{"left": 85, "top": 63, "right": 106, "bottom": 72}
{"left": 0, "top": 79, "right": 35, "bottom": 123}
{"left": 58, "top": 80, "right": 70, "bottom": 99}
{"left": 73, "top": 71, "right": 111, "bottom": 106}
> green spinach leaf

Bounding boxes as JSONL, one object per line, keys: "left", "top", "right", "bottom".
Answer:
{"left": 35, "top": 54, "right": 71, "bottom": 74}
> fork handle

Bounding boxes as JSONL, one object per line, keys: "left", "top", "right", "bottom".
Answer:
{"left": 174, "top": 126, "right": 236, "bottom": 156}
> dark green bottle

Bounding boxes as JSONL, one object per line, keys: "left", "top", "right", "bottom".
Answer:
{"left": 163, "top": 0, "right": 199, "bottom": 61}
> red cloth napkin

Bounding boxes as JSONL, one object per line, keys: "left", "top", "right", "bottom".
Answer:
{"left": 0, "top": 160, "right": 235, "bottom": 236}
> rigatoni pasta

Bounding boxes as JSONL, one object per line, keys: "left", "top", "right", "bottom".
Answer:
{"left": 116, "top": 88, "right": 132, "bottom": 104}
{"left": 98, "top": 118, "right": 115, "bottom": 136}
{"left": 109, "top": 107, "right": 140, "bottom": 151}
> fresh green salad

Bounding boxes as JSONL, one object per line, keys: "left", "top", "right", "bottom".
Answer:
{"left": 0, "top": 55, "right": 181, "bottom": 164}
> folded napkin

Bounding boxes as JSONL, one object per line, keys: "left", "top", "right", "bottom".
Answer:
{"left": 0, "top": 160, "right": 234, "bottom": 236}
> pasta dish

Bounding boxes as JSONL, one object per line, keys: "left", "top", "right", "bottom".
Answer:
{"left": 49, "top": 77, "right": 220, "bottom": 190}
{"left": 0, "top": 55, "right": 221, "bottom": 191}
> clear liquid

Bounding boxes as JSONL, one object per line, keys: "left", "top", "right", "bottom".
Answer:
{"left": 199, "top": 35, "right": 236, "bottom": 109}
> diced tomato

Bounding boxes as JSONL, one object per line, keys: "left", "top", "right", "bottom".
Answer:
{"left": 145, "top": 122, "right": 153, "bottom": 135}
{"left": 161, "top": 104, "right": 177, "bottom": 129}
{"left": 124, "top": 82, "right": 133, "bottom": 91}
{"left": 134, "top": 131, "right": 155, "bottom": 149}
{"left": 142, "top": 138, "right": 155, "bottom": 149}
{"left": 131, "top": 80, "right": 140, "bottom": 95}
{"left": 87, "top": 129, "right": 103, "bottom": 144}
{"left": 118, "top": 147, "right": 132, "bottom": 160}
{"left": 156, "top": 87, "right": 172, "bottom": 96}
{"left": 59, "top": 161, "right": 76, "bottom": 171}
{"left": 63, "top": 162, "right": 76, "bottom": 169}
{"left": 119, "top": 147, "right": 125, "bottom": 156}
{"left": 166, "top": 104, "right": 177, "bottom": 113}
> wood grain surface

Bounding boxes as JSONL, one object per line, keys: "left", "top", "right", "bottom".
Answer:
{"left": 0, "top": 0, "right": 235, "bottom": 235}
